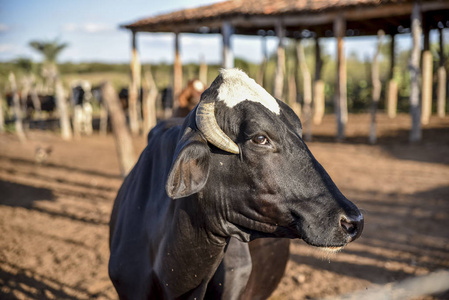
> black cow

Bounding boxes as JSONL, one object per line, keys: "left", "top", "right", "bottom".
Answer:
{"left": 161, "top": 87, "right": 174, "bottom": 110}
{"left": 35, "top": 95, "right": 56, "bottom": 113}
{"left": 118, "top": 87, "right": 144, "bottom": 111}
{"left": 71, "top": 85, "right": 85, "bottom": 106}
{"left": 6, "top": 93, "right": 56, "bottom": 115}
{"left": 109, "top": 69, "right": 364, "bottom": 299}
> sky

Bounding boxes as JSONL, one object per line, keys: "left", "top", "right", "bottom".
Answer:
{"left": 0, "top": 0, "right": 442, "bottom": 65}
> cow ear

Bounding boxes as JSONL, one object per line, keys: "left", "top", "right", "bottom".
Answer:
{"left": 166, "top": 131, "right": 210, "bottom": 199}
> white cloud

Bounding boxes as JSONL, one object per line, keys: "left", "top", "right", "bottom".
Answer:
{"left": 0, "top": 44, "right": 16, "bottom": 53}
{"left": 62, "top": 22, "right": 115, "bottom": 33}
{"left": 83, "top": 23, "right": 115, "bottom": 33}
{"left": 62, "top": 23, "right": 78, "bottom": 32}
{"left": 0, "top": 24, "right": 9, "bottom": 32}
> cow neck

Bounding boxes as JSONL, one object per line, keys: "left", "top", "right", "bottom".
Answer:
{"left": 156, "top": 194, "right": 228, "bottom": 298}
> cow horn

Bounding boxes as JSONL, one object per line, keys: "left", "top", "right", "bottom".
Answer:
{"left": 195, "top": 100, "right": 240, "bottom": 154}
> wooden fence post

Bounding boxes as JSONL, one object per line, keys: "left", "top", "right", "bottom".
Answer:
{"left": 387, "top": 34, "right": 398, "bottom": 118}
{"left": 421, "top": 24, "right": 433, "bottom": 125}
{"left": 297, "top": 40, "right": 312, "bottom": 141}
{"left": 55, "top": 77, "right": 72, "bottom": 140}
{"left": 409, "top": 3, "right": 422, "bottom": 142}
{"left": 143, "top": 69, "right": 158, "bottom": 137}
{"left": 101, "top": 81, "right": 136, "bottom": 177}
{"left": 129, "top": 31, "right": 141, "bottom": 135}
{"left": 369, "top": 30, "right": 384, "bottom": 144}
{"left": 99, "top": 103, "right": 108, "bottom": 136}
{"left": 30, "top": 74, "right": 42, "bottom": 120}
{"left": 437, "top": 27, "right": 446, "bottom": 118}
{"left": 334, "top": 14, "right": 348, "bottom": 140}
{"left": 288, "top": 74, "right": 300, "bottom": 116}
{"left": 9, "top": 72, "right": 26, "bottom": 142}
{"left": 313, "top": 37, "right": 325, "bottom": 125}
{"left": 274, "top": 21, "right": 286, "bottom": 100}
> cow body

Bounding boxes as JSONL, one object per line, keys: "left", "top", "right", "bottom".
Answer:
{"left": 71, "top": 81, "right": 93, "bottom": 136}
{"left": 109, "top": 69, "right": 363, "bottom": 299}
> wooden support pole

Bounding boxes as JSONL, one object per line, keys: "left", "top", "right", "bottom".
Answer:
{"left": 421, "top": 23, "right": 433, "bottom": 125}
{"left": 99, "top": 104, "right": 108, "bottom": 136}
{"left": 55, "top": 77, "right": 72, "bottom": 141}
{"left": 409, "top": 3, "right": 422, "bottom": 142}
{"left": 274, "top": 21, "right": 286, "bottom": 100}
{"left": 369, "top": 30, "right": 385, "bottom": 144}
{"left": 129, "top": 31, "right": 141, "bottom": 135}
{"left": 297, "top": 40, "right": 312, "bottom": 141}
{"left": 257, "top": 35, "right": 268, "bottom": 87}
{"left": 173, "top": 32, "right": 183, "bottom": 113}
{"left": 334, "top": 14, "right": 348, "bottom": 140}
{"left": 313, "top": 37, "right": 325, "bottom": 125}
{"left": 101, "top": 81, "right": 136, "bottom": 177}
{"left": 387, "top": 34, "right": 398, "bottom": 118}
{"left": 222, "top": 21, "right": 234, "bottom": 69}
{"left": 437, "top": 28, "right": 446, "bottom": 118}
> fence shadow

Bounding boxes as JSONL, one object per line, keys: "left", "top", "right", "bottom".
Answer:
{"left": 0, "top": 261, "right": 90, "bottom": 300}
{"left": 0, "top": 154, "right": 122, "bottom": 180}
{"left": 0, "top": 180, "right": 108, "bottom": 226}
{"left": 311, "top": 126, "right": 449, "bottom": 165}
{"left": 0, "top": 180, "right": 55, "bottom": 208}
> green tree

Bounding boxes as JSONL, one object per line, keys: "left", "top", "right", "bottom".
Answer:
{"left": 29, "top": 38, "right": 68, "bottom": 89}
{"left": 29, "top": 38, "right": 72, "bottom": 139}
{"left": 29, "top": 38, "right": 68, "bottom": 64}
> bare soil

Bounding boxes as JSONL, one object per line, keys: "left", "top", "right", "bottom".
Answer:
{"left": 1, "top": 113, "right": 448, "bottom": 300}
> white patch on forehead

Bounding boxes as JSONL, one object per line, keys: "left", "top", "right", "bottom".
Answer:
{"left": 217, "top": 69, "right": 280, "bottom": 115}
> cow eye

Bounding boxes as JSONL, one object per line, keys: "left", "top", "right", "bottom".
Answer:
{"left": 252, "top": 135, "right": 269, "bottom": 145}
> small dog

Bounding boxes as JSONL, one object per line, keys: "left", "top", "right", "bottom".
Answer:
{"left": 35, "top": 146, "right": 52, "bottom": 164}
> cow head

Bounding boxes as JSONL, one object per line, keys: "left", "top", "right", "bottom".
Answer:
{"left": 166, "top": 69, "right": 363, "bottom": 251}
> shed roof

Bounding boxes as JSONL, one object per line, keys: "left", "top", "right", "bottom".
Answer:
{"left": 122, "top": 0, "right": 449, "bottom": 37}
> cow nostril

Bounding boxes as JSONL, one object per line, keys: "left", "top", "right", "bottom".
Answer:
{"left": 341, "top": 220, "right": 355, "bottom": 234}
{"left": 340, "top": 215, "right": 363, "bottom": 242}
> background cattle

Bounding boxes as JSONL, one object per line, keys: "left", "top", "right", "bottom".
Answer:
{"left": 71, "top": 81, "right": 93, "bottom": 136}
{"left": 161, "top": 87, "right": 173, "bottom": 119}
{"left": 173, "top": 78, "right": 205, "bottom": 118}
{"left": 6, "top": 92, "right": 57, "bottom": 119}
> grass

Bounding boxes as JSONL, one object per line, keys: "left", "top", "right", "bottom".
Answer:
{"left": 61, "top": 72, "right": 130, "bottom": 90}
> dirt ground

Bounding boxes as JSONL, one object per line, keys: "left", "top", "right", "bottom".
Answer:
{"left": 0, "top": 113, "right": 448, "bottom": 300}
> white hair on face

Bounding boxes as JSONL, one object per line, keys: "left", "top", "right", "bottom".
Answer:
{"left": 217, "top": 69, "right": 280, "bottom": 115}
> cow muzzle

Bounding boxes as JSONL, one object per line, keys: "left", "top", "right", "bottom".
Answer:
{"left": 340, "top": 213, "right": 364, "bottom": 243}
